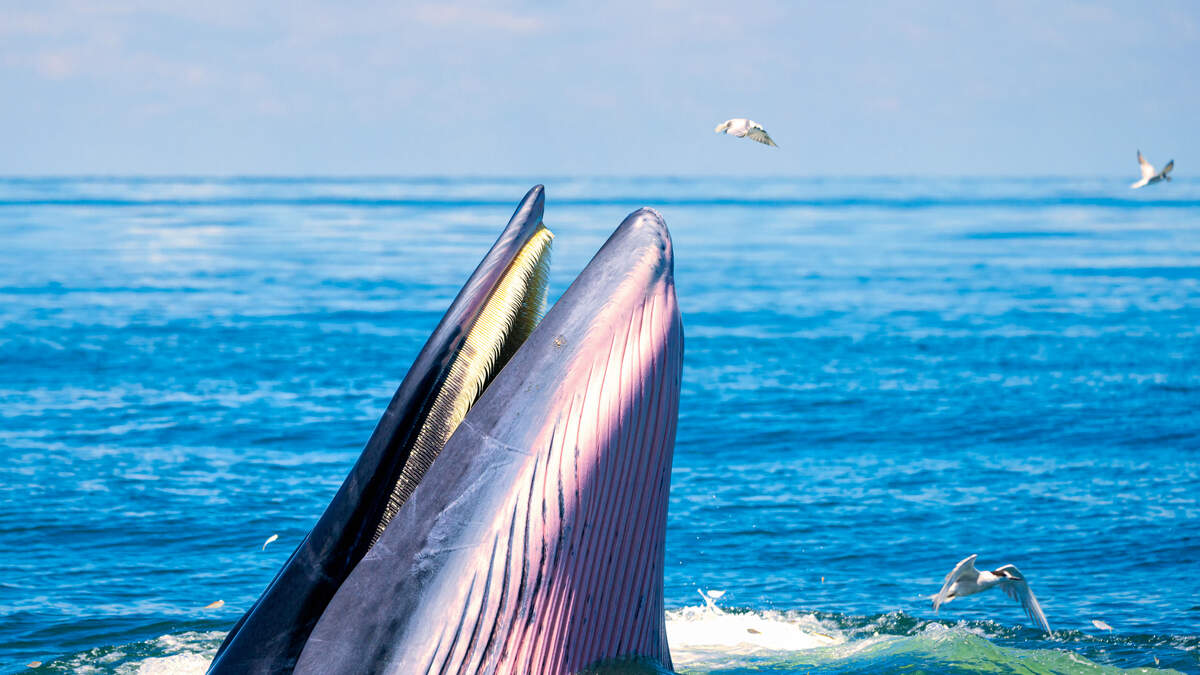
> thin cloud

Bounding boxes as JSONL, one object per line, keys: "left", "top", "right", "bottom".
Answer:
{"left": 35, "top": 51, "right": 76, "bottom": 79}
{"left": 413, "top": 4, "right": 545, "bottom": 34}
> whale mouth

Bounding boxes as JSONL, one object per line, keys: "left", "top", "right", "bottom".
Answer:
{"left": 209, "top": 186, "right": 560, "bottom": 672}
{"left": 209, "top": 185, "right": 681, "bottom": 674}
{"left": 367, "top": 221, "right": 553, "bottom": 547}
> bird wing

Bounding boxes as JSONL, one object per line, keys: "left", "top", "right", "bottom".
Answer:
{"left": 1160, "top": 160, "right": 1174, "bottom": 177}
{"left": 996, "top": 565, "right": 1051, "bottom": 633}
{"left": 746, "top": 125, "right": 778, "bottom": 147}
{"left": 1138, "top": 151, "right": 1156, "bottom": 180}
{"left": 932, "top": 554, "right": 977, "bottom": 611}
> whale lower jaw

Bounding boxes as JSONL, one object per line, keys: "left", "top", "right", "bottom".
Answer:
{"left": 210, "top": 189, "right": 682, "bottom": 674}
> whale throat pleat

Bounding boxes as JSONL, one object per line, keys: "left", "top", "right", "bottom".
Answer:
{"left": 370, "top": 225, "right": 554, "bottom": 548}
{"left": 412, "top": 288, "right": 681, "bottom": 674}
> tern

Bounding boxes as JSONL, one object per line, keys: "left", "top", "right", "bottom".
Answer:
{"left": 714, "top": 118, "right": 778, "bottom": 147}
{"left": 697, "top": 589, "right": 726, "bottom": 614}
{"left": 1131, "top": 150, "right": 1174, "bottom": 189}
{"left": 931, "top": 554, "right": 1051, "bottom": 633}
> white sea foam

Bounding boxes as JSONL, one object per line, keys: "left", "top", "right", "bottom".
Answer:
{"left": 38, "top": 631, "right": 220, "bottom": 675}
{"left": 665, "top": 603, "right": 843, "bottom": 657}
{"left": 125, "top": 633, "right": 217, "bottom": 675}
{"left": 41, "top": 608, "right": 843, "bottom": 674}
{"left": 127, "top": 652, "right": 212, "bottom": 675}
{"left": 36, "top": 611, "right": 1176, "bottom": 674}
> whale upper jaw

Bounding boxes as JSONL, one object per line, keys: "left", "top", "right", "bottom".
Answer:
{"left": 210, "top": 189, "right": 682, "bottom": 674}
{"left": 209, "top": 185, "right": 554, "bottom": 673}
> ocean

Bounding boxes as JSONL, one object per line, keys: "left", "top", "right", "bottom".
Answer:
{"left": 1, "top": 176, "right": 1197, "bottom": 674}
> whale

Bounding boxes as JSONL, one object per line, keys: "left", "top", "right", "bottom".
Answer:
{"left": 208, "top": 186, "right": 683, "bottom": 674}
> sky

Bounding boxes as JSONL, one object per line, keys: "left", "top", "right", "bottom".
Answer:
{"left": 2, "top": 1, "right": 1198, "bottom": 176}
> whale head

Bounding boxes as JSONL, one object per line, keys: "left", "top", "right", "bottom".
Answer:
{"left": 209, "top": 188, "right": 682, "bottom": 674}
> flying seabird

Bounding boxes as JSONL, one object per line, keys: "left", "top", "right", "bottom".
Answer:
{"left": 931, "top": 554, "right": 1051, "bottom": 633}
{"left": 1131, "top": 150, "right": 1174, "bottom": 189}
{"left": 714, "top": 118, "right": 778, "bottom": 147}
{"left": 697, "top": 589, "right": 726, "bottom": 614}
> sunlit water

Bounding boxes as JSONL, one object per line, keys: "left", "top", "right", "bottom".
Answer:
{"left": 1, "top": 177, "right": 1197, "bottom": 673}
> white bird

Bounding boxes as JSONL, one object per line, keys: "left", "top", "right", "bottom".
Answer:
{"left": 714, "top": 118, "right": 778, "bottom": 147}
{"left": 697, "top": 589, "right": 726, "bottom": 614}
{"left": 1131, "top": 150, "right": 1174, "bottom": 189}
{"left": 931, "top": 554, "right": 1051, "bottom": 633}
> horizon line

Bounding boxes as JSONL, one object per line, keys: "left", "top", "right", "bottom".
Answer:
{"left": 0, "top": 173, "right": 1174, "bottom": 181}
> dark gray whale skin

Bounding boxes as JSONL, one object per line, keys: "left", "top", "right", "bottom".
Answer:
{"left": 207, "top": 186, "right": 550, "bottom": 674}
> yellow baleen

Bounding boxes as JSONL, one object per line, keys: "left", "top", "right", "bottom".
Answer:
{"left": 372, "top": 225, "right": 554, "bottom": 544}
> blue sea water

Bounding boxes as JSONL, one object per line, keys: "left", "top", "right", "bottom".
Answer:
{"left": 0, "top": 176, "right": 1197, "bottom": 674}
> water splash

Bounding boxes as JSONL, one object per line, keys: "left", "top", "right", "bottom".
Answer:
{"left": 26, "top": 632, "right": 221, "bottom": 674}
{"left": 660, "top": 600, "right": 1190, "bottom": 674}
{"left": 22, "top": 608, "right": 1194, "bottom": 674}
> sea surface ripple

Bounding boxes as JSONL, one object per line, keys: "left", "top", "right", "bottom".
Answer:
{"left": 1, "top": 177, "right": 1197, "bottom": 673}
